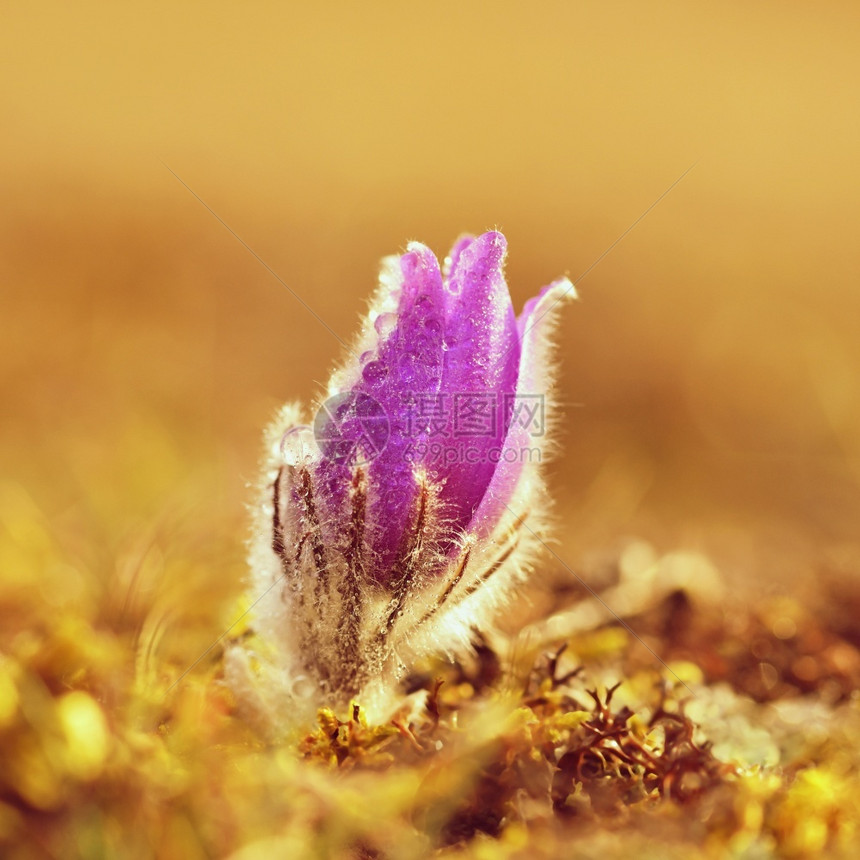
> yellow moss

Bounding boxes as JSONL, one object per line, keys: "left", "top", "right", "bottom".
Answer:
{"left": 2, "top": 475, "right": 859, "bottom": 860}
{"left": 56, "top": 691, "right": 110, "bottom": 781}
{"left": 570, "top": 627, "right": 630, "bottom": 660}
{"left": 0, "top": 658, "right": 20, "bottom": 728}
{"left": 550, "top": 709, "right": 591, "bottom": 730}
{"left": 772, "top": 765, "right": 860, "bottom": 857}
{"left": 665, "top": 660, "right": 704, "bottom": 686}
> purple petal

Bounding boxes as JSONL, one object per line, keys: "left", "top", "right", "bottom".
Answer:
{"left": 311, "top": 246, "right": 445, "bottom": 580}
{"left": 466, "top": 278, "right": 575, "bottom": 538}
{"left": 431, "top": 231, "right": 521, "bottom": 532}
{"left": 360, "top": 244, "right": 446, "bottom": 577}
{"left": 443, "top": 234, "right": 473, "bottom": 282}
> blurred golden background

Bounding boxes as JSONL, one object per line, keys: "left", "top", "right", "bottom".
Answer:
{"left": 3, "top": 0, "right": 859, "bottom": 627}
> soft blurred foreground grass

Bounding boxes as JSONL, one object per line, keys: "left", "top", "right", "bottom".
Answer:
{"left": 0, "top": 464, "right": 860, "bottom": 858}
{"left": 2, "top": 419, "right": 860, "bottom": 858}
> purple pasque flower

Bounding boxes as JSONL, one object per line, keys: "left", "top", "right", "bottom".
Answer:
{"left": 227, "top": 232, "right": 574, "bottom": 726}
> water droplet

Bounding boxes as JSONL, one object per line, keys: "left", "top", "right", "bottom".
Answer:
{"left": 374, "top": 313, "right": 397, "bottom": 339}
{"left": 414, "top": 294, "right": 434, "bottom": 313}
{"left": 278, "top": 425, "right": 314, "bottom": 465}
{"left": 360, "top": 350, "right": 374, "bottom": 364}
{"left": 362, "top": 360, "right": 388, "bottom": 385}
{"left": 422, "top": 315, "right": 442, "bottom": 335}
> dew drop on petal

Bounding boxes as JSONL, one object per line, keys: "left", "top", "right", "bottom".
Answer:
{"left": 374, "top": 313, "right": 398, "bottom": 339}
{"left": 414, "top": 293, "right": 435, "bottom": 315}
{"left": 362, "top": 360, "right": 388, "bottom": 385}
{"left": 422, "top": 315, "right": 442, "bottom": 336}
{"left": 278, "top": 425, "right": 314, "bottom": 465}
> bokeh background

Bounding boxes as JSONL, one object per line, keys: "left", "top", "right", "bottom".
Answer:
{"left": 3, "top": 1, "right": 860, "bottom": 637}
